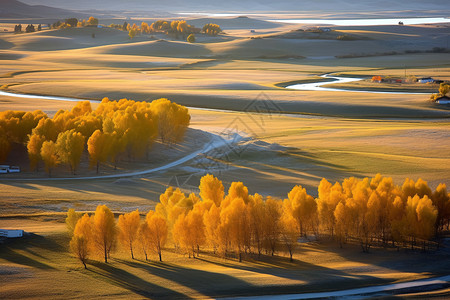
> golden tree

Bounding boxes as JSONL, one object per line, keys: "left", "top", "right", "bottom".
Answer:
{"left": 199, "top": 174, "right": 224, "bottom": 206}
{"left": 280, "top": 209, "right": 298, "bottom": 262}
{"left": 56, "top": 129, "right": 85, "bottom": 174}
{"left": 66, "top": 208, "right": 82, "bottom": 235}
{"left": 203, "top": 202, "right": 221, "bottom": 254}
{"left": 173, "top": 213, "right": 190, "bottom": 256}
{"left": 285, "top": 185, "right": 317, "bottom": 236}
{"left": 88, "top": 16, "right": 98, "bottom": 26}
{"left": 138, "top": 222, "right": 151, "bottom": 260}
{"left": 248, "top": 193, "right": 265, "bottom": 256}
{"left": 316, "top": 179, "right": 345, "bottom": 237}
{"left": 32, "top": 118, "right": 57, "bottom": 141}
{"left": 91, "top": 205, "right": 116, "bottom": 263}
{"left": 263, "top": 197, "right": 282, "bottom": 255}
{"left": 87, "top": 130, "right": 108, "bottom": 173}
{"left": 40, "top": 140, "right": 59, "bottom": 176}
{"left": 70, "top": 213, "right": 92, "bottom": 269}
{"left": 27, "top": 134, "right": 45, "bottom": 172}
{"left": 145, "top": 210, "right": 168, "bottom": 261}
{"left": 432, "top": 184, "right": 450, "bottom": 234}
{"left": 150, "top": 98, "right": 190, "bottom": 145}
{"left": 187, "top": 33, "right": 195, "bottom": 43}
{"left": 202, "top": 23, "right": 222, "bottom": 36}
{"left": 118, "top": 210, "right": 141, "bottom": 259}
{"left": 218, "top": 197, "right": 249, "bottom": 261}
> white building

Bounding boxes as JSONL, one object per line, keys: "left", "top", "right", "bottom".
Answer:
{"left": 436, "top": 96, "right": 450, "bottom": 104}
{"left": 418, "top": 77, "right": 434, "bottom": 83}
{"left": 0, "top": 229, "right": 24, "bottom": 238}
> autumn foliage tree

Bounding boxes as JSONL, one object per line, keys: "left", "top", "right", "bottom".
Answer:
{"left": 144, "top": 211, "right": 168, "bottom": 261}
{"left": 68, "top": 174, "right": 447, "bottom": 267}
{"left": 118, "top": 210, "right": 141, "bottom": 259}
{"left": 87, "top": 129, "right": 108, "bottom": 173}
{"left": 150, "top": 98, "right": 190, "bottom": 145}
{"left": 91, "top": 205, "right": 116, "bottom": 263}
{"left": 56, "top": 129, "right": 85, "bottom": 174}
{"left": 40, "top": 141, "right": 59, "bottom": 176}
{"left": 202, "top": 23, "right": 222, "bottom": 36}
{"left": 70, "top": 213, "right": 92, "bottom": 269}
{"left": 1, "top": 97, "right": 189, "bottom": 176}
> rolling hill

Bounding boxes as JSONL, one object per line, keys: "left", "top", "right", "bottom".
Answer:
{"left": 0, "top": 0, "right": 88, "bottom": 18}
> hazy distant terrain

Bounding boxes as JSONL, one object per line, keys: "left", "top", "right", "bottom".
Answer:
{"left": 0, "top": 0, "right": 88, "bottom": 18}
{"left": 16, "top": 0, "right": 450, "bottom": 13}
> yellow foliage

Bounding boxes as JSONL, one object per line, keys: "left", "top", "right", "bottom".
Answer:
{"left": 144, "top": 210, "right": 168, "bottom": 261}
{"left": 66, "top": 208, "right": 82, "bottom": 235}
{"left": 91, "top": 205, "right": 116, "bottom": 263}
{"left": 118, "top": 210, "right": 141, "bottom": 259}
{"left": 199, "top": 174, "right": 224, "bottom": 206}
{"left": 40, "top": 140, "right": 59, "bottom": 176}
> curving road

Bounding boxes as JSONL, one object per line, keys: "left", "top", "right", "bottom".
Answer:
{"left": 0, "top": 131, "right": 243, "bottom": 181}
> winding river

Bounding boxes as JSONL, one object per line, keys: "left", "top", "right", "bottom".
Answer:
{"left": 0, "top": 73, "right": 430, "bottom": 110}
{"left": 286, "top": 74, "right": 429, "bottom": 94}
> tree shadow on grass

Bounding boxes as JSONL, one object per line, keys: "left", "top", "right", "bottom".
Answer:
{"left": 0, "top": 234, "right": 60, "bottom": 270}
{"left": 193, "top": 253, "right": 393, "bottom": 297}
{"left": 116, "top": 258, "right": 257, "bottom": 298}
{"left": 329, "top": 240, "right": 450, "bottom": 278}
{"left": 88, "top": 260, "right": 188, "bottom": 299}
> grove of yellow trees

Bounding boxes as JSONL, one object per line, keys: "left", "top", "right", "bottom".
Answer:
{"left": 67, "top": 174, "right": 450, "bottom": 268}
{"left": 0, "top": 98, "right": 190, "bottom": 175}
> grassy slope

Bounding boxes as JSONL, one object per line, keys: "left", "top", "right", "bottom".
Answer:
{"left": 0, "top": 18, "right": 449, "bottom": 298}
{"left": 1, "top": 220, "right": 449, "bottom": 299}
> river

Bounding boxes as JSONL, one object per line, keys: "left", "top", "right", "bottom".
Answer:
{"left": 285, "top": 74, "right": 429, "bottom": 95}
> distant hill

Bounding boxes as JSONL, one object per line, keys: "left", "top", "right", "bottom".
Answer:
{"left": 16, "top": 0, "right": 450, "bottom": 13}
{"left": 187, "top": 16, "right": 282, "bottom": 30}
{"left": 0, "top": 0, "right": 88, "bottom": 18}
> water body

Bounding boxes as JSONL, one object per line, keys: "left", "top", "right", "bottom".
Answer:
{"left": 269, "top": 17, "right": 449, "bottom": 26}
{"left": 178, "top": 13, "right": 448, "bottom": 26}
{"left": 0, "top": 90, "right": 101, "bottom": 103}
{"left": 286, "top": 74, "right": 429, "bottom": 95}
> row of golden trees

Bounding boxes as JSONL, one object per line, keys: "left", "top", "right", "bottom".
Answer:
{"left": 67, "top": 174, "right": 450, "bottom": 268}
{"left": 123, "top": 20, "right": 222, "bottom": 40}
{"left": 0, "top": 98, "right": 190, "bottom": 175}
{"left": 51, "top": 17, "right": 99, "bottom": 29}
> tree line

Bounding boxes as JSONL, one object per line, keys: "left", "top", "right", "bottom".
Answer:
{"left": 113, "top": 20, "right": 222, "bottom": 41}
{"left": 38, "top": 16, "right": 222, "bottom": 41}
{"left": 13, "top": 24, "right": 42, "bottom": 33}
{"left": 51, "top": 17, "right": 99, "bottom": 29}
{"left": 67, "top": 174, "right": 450, "bottom": 268}
{"left": 0, "top": 98, "right": 190, "bottom": 175}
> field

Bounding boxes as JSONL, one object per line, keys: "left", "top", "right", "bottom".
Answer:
{"left": 1, "top": 218, "right": 450, "bottom": 299}
{"left": 1, "top": 7, "right": 450, "bottom": 299}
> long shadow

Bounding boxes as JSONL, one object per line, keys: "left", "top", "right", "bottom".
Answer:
{"left": 89, "top": 260, "right": 188, "bottom": 299}
{"left": 0, "top": 233, "right": 67, "bottom": 270}
{"left": 116, "top": 254, "right": 390, "bottom": 298}
{"left": 193, "top": 252, "right": 394, "bottom": 296}
{"left": 331, "top": 240, "right": 450, "bottom": 277}
{"left": 0, "top": 238, "right": 55, "bottom": 270}
{"left": 116, "top": 258, "right": 256, "bottom": 298}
